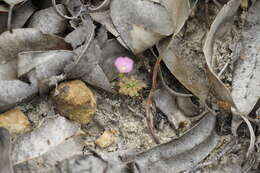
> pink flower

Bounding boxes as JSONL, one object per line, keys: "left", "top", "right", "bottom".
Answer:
{"left": 114, "top": 57, "right": 134, "bottom": 73}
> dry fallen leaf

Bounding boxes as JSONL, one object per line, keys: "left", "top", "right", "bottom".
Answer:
{"left": 14, "top": 136, "right": 85, "bottom": 173}
{"left": 202, "top": 0, "right": 255, "bottom": 158}
{"left": 0, "top": 28, "right": 72, "bottom": 112}
{"left": 110, "top": 0, "right": 174, "bottom": 54}
{"left": 157, "top": 37, "right": 210, "bottom": 102}
{"left": 153, "top": 88, "right": 190, "bottom": 129}
{"left": 232, "top": 0, "right": 260, "bottom": 115}
{"left": 12, "top": 116, "right": 80, "bottom": 165}
{"left": 161, "top": 0, "right": 191, "bottom": 35}
{"left": 27, "top": 4, "right": 68, "bottom": 35}
{"left": 128, "top": 114, "right": 218, "bottom": 173}
{"left": 0, "top": 28, "right": 71, "bottom": 80}
{"left": 203, "top": 0, "right": 240, "bottom": 107}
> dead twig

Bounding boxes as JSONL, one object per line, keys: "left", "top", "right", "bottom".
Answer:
{"left": 217, "top": 59, "right": 230, "bottom": 77}
{"left": 65, "top": 25, "right": 95, "bottom": 74}
{"left": 149, "top": 48, "right": 193, "bottom": 97}
{"left": 231, "top": 107, "right": 256, "bottom": 158}
{"left": 52, "top": 0, "right": 84, "bottom": 20}
{"left": 7, "top": 5, "right": 13, "bottom": 32}
{"left": 158, "top": 67, "right": 193, "bottom": 97}
{"left": 145, "top": 55, "right": 162, "bottom": 144}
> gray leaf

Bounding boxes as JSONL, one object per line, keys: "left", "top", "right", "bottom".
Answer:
{"left": 0, "top": 28, "right": 71, "bottom": 80}
{"left": 110, "top": 0, "right": 174, "bottom": 54}
{"left": 128, "top": 113, "right": 218, "bottom": 173}
{"left": 12, "top": 116, "right": 80, "bottom": 165}
{"left": 27, "top": 4, "right": 68, "bottom": 35}
{"left": 232, "top": 0, "right": 260, "bottom": 115}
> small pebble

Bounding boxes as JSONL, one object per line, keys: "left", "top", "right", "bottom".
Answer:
{"left": 95, "top": 130, "right": 117, "bottom": 149}
{"left": 0, "top": 108, "right": 31, "bottom": 134}
{"left": 52, "top": 80, "right": 97, "bottom": 124}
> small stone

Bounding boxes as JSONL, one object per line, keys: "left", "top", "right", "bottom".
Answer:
{"left": 52, "top": 80, "right": 96, "bottom": 124}
{"left": 95, "top": 130, "right": 117, "bottom": 149}
{"left": 0, "top": 108, "right": 31, "bottom": 134}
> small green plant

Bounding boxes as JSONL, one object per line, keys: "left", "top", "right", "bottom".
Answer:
{"left": 118, "top": 76, "right": 146, "bottom": 96}
{"left": 114, "top": 57, "right": 146, "bottom": 96}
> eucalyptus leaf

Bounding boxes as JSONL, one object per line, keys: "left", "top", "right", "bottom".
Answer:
{"left": 12, "top": 116, "right": 80, "bottom": 164}
{"left": 0, "top": 28, "right": 71, "bottom": 80}
{"left": 232, "top": 0, "right": 260, "bottom": 115}
{"left": 110, "top": 0, "right": 174, "bottom": 54}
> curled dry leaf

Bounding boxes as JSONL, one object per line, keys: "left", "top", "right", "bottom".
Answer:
{"left": 160, "top": 0, "right": 191, "bottom": 35}
{"left": 0, "top": 28, "right": 71, "bottom": 80}
{"left": 0, "top": 28, "right": 72, "bottom": 112}
{"left": 89, "top": 0, "right": 110, "bottom": 12}
{"left": 232, "top": 0, "right": 260, "bottom": 115}
{"left": 110, "top": 0, "right": 174, "bottom": 54}
{"left": 12, "top": 116, "right": 80, "bottom": 165}
{"left": 127, "top": 113, "right": 218, "bottom": 173}
{"left": 27, "top": 4, "right": 68, "bottom": 35}
{"left": 153, "top": 88, "right": 191, "bottom": 129}
{"left": 203, "top": 0, "right": 255, "bottom": 158}
{"left": 203, "top": 0, "right": 240, "bottom": 107}
{"left": 0, "top": 0, "right": 36, "bottom": 34}
{"left": 0, "top": 127, "right": 13, "bottom": 173}
{"left": 14, "top": 136, "right": 85, "bottom": 173}
{"left": 157, "top": 37, "right": 210, "bottom": 102}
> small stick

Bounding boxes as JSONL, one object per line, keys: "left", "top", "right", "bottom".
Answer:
{"left": 52, "top": 0, "right": 83, "bottom": 20}
{"left": 145, "top": 55, "right": 162, "bottom": 144}
{"left": 65, "top": 27, "right": 95, "bottom": 74}
{"left": 218, "top": 60, "right": 230, "bottom": 77}
{"left": 149, "top": 48, "right": 193, "bottom": 97}
{"left": 158, "top": 67, "right": 193, "bottom": 97}
{"left": 232, "top": 107, "right": 256, "bottom": 158}
{"left": 7, "top": 5, "right": 14, "bottom": 32}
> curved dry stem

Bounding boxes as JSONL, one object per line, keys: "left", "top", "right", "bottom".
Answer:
{"left": 158, "top": 67, "right": 193, "bottom": 97}
{"left": 7, "top": 4, "right": 14, "bottom": 32}
{"left": 66, "top": 27, "right": 95, "bottom": 74}
{"left": 231, "top": 107, "right": 256, "bottom": 158}
{"left": 144, "top": 55, "right": 163, "bottom": 144}
{"left": 149, "top": 48, "right": 193, "bottom": 97}
{"left": 52, "top": 0, "right": 83, "bottom": 20}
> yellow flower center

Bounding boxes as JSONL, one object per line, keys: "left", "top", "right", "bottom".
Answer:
{"left": 120, "top": 66, "right": 127, "bottom": 71}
